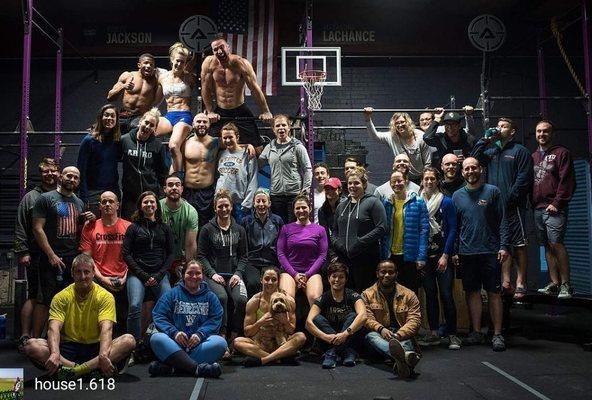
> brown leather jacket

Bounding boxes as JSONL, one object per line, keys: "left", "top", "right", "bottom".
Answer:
{"left": 361, "top": 282, "right": 421, "bottom": 342}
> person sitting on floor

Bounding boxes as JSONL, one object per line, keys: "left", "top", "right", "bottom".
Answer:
{"left": 362, "top": 259, "right": 421, "bottom": 379}
{"left": 233, "top": 266, "right": 306, "bottom": 367}
{"left": 23, "top": 254, "right": 135, "bottom": 380}
{"left": 149, "top": 260, "right": 226, "bottom": 378}
{"left": 305, "top": 261, "right": 366, "bottom": 369}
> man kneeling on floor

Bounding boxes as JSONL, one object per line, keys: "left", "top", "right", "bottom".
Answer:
{"left": 149, "top": 260, "right": 226, "bottom": 378}
{"left": 24, "top": 254, "right": 135, "bottom": 380}
{"left": 362, "top": 260, "right": 421, "bottom": 379}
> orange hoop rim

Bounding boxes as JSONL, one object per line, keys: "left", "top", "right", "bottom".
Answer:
{"left": 298, "top": 69, "right": 327, "bottom": 82}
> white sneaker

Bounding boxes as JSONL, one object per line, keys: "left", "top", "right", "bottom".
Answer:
{"left": 448, "top": 335, "right": 462, "bottom": 350}
{"left": 558, "top": 282, "right": 573, "bottom": 299}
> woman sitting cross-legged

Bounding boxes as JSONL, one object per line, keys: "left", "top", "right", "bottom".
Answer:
{"left": 305, "top": 261, "right": 367, "bottom": 369}
{"left": 233, "top": 266, "right": 306, "bottom": 367}
{"left": 149, "top": 260, "right": 226, "bottom": 378}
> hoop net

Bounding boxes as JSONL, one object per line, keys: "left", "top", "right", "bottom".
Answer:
{"left": 299, "top": 70, "right": 326, "bottom": 111}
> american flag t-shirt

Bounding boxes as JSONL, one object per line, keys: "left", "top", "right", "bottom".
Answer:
{"left": 56, "top": 201, "right": 79, "bottom": 238}
{"left": 217, "top": 0, "right": 278, "bottom": 96}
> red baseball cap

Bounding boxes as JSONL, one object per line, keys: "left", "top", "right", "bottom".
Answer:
{"left": 324, "top": 177, "right": 342, "bottom": 189}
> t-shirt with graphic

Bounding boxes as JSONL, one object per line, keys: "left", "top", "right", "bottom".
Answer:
{"left": 215, "top": 147, "right": 258, "bottom": 209}
{"left": 79, "top": 218, "right": 131, "bottom": 278}
{"left": 314, "top": 288, "right": 361, "bottom": 330}
{"left": 32, "top": 190, "right": 85, "bottom": 257}
{"left": 160, "top": 199, "right": 199, "bottom": 259}
{"left": 49, "top": 283, "right": 116, "bottom": 344}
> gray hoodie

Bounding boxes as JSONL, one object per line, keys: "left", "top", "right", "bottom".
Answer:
{"left": 259, "top": 138, "right": 312, "bottom": 196}
{"left": 216, "top": 147, "right": 258, "bottom": 209}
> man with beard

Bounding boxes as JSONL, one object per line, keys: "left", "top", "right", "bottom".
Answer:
{"left": 120, "top": 109, "right": 168, "bottom": 220}
{"left": 183, "top": 113, "right": 222, "bottom": 229}
{"left": 313, "top": 163, "right": 330, "bottom": 222}
{"left": 452, "top": 157, "right": 509, "bottom": 352}
{"left": 532, "top": 120, "right": 576, "bottom": 299}
{"left": 440, "top": 153, "right": 465, "bottom": 196}
{"left": 107, "top": 53, "right": 163, "bottom": 134}
{"left": 32, "top": 167, "right": 95, "bottom": 310}
{"left": 423, "top": 107, "right": 476, "bottom": 163}
{"left": 373, "top": 154, "right": 420, "bottom": 202}
{"left": 22, "top": 254, "right": 136, "bottom": 380}
{"left": 15, "top": 157, "right": 59, "bottom": 342}
{"left": 362, "top": 260, "right": 421, "bottom": 379}
{"left": 201, "top": 36, "right": 273, "bottom": 153}
{"left": 79, "top": 191, "right": 131, "bottom": 337}
{"left": 159, "top": 173, "right": 198, "bottom": 284}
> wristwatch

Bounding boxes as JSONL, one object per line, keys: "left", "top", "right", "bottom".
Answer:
{"left": 346, "top": 327, "right": 353, "bottom": 335}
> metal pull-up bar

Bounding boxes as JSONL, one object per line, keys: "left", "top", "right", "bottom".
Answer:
{"left": 314, "top": 108, "right": 484, "bottom": 113}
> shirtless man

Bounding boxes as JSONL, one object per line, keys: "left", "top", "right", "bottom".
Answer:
{"left": 201, "top": 36, "right": 273, "bottom": 153}
{"left": 107, "top": 54, "right": 163, "bottom": 134}
{"left": 183, "top": 113, "right": 222, "bottom": 229}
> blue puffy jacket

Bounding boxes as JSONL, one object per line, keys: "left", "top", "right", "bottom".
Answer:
{"left": 152, "top": 281, "right": 223, "bottom": 342}
{"left": 381, "top": 192, "right": 430, "bottom": 262}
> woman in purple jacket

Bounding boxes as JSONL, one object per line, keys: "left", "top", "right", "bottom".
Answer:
{"left": 277, "top": 194, "right": 328, "bottom": 305}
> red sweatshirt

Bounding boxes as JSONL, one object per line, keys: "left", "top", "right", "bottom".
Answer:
{"left": 532, "top": 145, "right": 576, "bottom": 210}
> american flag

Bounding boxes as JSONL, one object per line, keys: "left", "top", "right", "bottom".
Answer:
{"left": 56, "top": 202, "right": 79, "bottom": 238}
{"left": 217, "top": 0, "right": 278, "bottom": 96}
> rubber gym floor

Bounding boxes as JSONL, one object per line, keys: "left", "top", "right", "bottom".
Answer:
{"left": 1, "top": 335, "right": 590, "bottom": 400}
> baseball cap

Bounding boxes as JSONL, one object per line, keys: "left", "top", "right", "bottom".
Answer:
{"left": 442, "top": 112, "right": 462, "bottom": 124}
{"left": 324, "top": 177, "right": 342, "bottom": 189}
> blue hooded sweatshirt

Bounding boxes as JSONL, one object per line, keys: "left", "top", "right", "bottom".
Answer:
{"left": 152, "top": 280, "right": 223, "bottom": 342}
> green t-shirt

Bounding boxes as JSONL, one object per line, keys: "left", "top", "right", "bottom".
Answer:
{"left": 159, "top": 199, "right": 198, "bottom": 259}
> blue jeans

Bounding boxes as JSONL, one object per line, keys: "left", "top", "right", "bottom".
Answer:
{"left": 365, "top": 331, "right": 414, "bottom": 359}
{"left": 127, "top": 274, "right": 171, "bottom": 339}
{"left": 150, "top": 332, "right": 227, "bottom": 364}
{"left": 421, "top": 256, "right": 457, "bottom": 334}
{"left": 312, "top": 312, "right": 358, "bottom": 352}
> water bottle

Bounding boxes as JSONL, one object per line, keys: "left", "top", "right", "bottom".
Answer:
{"left": 56, "top": 270, "right": 63, "bottom": 283}
{"left": 0, "top": 314, "right": 6, "bottom": 340}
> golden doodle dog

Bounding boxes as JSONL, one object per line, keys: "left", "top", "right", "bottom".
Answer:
{"left": 252, "top": 291, "right": 292, "bottom": 354}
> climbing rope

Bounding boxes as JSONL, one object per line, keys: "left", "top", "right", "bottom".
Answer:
{"left": 550, "top": 17, "right": 587, "bottom": 97}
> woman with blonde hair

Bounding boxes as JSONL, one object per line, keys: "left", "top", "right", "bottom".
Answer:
{"left": 156, "top": 42, "right": 196, "bottom": 172}
{"left": 363, "top": 108, "right": 432, "bottom": 184}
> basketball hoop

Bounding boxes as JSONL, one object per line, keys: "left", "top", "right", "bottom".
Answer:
{"left": 299, "top": 70, "right": 326, "bottom": 111}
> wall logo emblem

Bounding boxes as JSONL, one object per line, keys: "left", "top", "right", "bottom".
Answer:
{"left": 179, "top": 15, "right": 218, "bottom": 53}
{"left": 468, "top": 15, "right": 506, "bottom": 52}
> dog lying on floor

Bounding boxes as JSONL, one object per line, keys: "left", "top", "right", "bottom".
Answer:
{"left": 252, "top": 291, "right": 292, "bottom": 354}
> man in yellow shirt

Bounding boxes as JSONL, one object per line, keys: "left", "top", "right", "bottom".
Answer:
{"left": 23, "top": 254, "right": 135, "bottom": 379}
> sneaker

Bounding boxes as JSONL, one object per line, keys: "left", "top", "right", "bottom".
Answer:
{"left": 388, "top": 339, "right": 410, "bottom": 379}
{"left": 465, "top": 331, "right": 486, "bottom": 346}
{"left": 197, "top": 362, "right": 222, "bottom": 378}
{"left": 492, "top": 334, "right": 506, "bottom": 352}
{"left": 148, "top": 361, "right": 174, "bottom": 376}
{"left": 448, "top": 335, "right": 462, "bottom": 350}
{"left": 56, "top": 366, "right": 77, "bottom": 381}
{"left": 405, "top": 351, "right": 420, "bottom": 369}
{"left": 243, "top": 356, "right": 263, "bottom": 368}
{"left": 342, "top": 347, "right": 357, "bottom": 367}
{"left": 321, "top": 348, "right": 338, "bottom": 369}
{"left": 537, "top": 282, "right": 559, "bottom": 296}
{"left": 558, "top": 283, "right": 573, "bottom": 299}
{"left": 418, "top": 333, "right": 440, "bottom": 347}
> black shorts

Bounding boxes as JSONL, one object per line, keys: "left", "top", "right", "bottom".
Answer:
{"left": 183, "top": 185, "right": 216, "bottom": 229}
{"left": 38, "top": 254, "right": 75, "bottom": 306}
{"left": 210, "top": 104, "right": 263, "bottom": 148}
{"left": 119, "top": 111, "right": 141, "bottom": 136}
{"left": 23, "top": 252, "right": 41, "bottom": 301}
{"left": 459, "top": 253, "right": 501, "bottom": 294}
{"left": 505, "top": 206, "right": 528, "bottom": 247}
{"left": 60, "top": 341, "right": 100, "bottom": 364}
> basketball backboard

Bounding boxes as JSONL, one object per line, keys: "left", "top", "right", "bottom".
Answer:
{"left": 281, "top": 47, "right": 341, "bottom": 86}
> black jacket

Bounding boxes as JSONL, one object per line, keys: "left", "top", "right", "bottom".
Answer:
{"left": 120, "top": 128, "right": 167, "bottom": 199}
{"left": 240, "top": 212, "right": 284, "bottom": 267}
{"left": 197, "top": 217, "right": 249, "bottom": 278}
{"left": 122, "top": 219, "right": 175, "bottom": 283}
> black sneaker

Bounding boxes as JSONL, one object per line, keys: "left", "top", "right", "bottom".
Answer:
{"left": 492, "top": 334, "right": 506, "bottom": 352}
{"left": 321, "top": 348, "right": 338, "bottom": 369}
{"left": 197, "top": 362, "right": 222, "bottom": 378}
{"left": 465, "top": 331, "right": 486, "bottom": 346}
{"left": 148, "top": 361, "right": 174, "bottom": 376}
{"left": 342, "top": 347, "right": 357, "bottom": 367}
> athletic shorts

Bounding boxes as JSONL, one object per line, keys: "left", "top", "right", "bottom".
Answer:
{"left": 60, "top": 341, "right": 100, "bottom": 364}
{"left": 183, "top": 185, "right": 216, "bottom": 229}
{"left": 165, "top": 110, "right": 193, "bottom": 126}
{"left": 23, "top": 252, "right": 41, "bottom": 301}
{"left": 459, "top": 253, "right": 501, "bottom": 294}
{"left": 535, "top": 208, "right": 567, "bottom": 244}
{"left": 38, "top": 254, "right": 75, "bottom": 306}
{"left": 119, "top": 111, "right": 141, "bottom": 135}
{"left": 505, "top": 206, "right": 528, "bottom": 247}
{"left": 210, "top": 104, "right": 263, "bottom": 148}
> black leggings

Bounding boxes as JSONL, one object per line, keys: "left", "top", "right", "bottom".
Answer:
{"left": 206, "top": 277, "right": 248, "bottom": 334}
